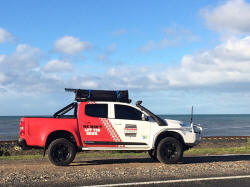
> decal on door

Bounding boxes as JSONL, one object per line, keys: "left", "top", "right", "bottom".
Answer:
{"left": 124, "top": 124, "right": 137, "bottom": 137}
{"left": 83, "top": 125, "right": 102, "bottom": 136}
{"left": 100, "top": 118, "right": 123, "bottom": 143}
{"left": 83, "top": 118, "right": 124, "bottom": 147}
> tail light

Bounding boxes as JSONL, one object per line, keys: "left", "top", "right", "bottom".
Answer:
{"left": 20, "top": 120, "right": 25, "bottom": 136}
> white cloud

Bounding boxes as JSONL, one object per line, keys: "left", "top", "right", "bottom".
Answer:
{"left": 2, "top": 32, "right": 250, "bottom": 95}
{"left": 0, "top": 44, "right": 66, "bottom": 93}
{"left": 1, "top": 44, "right": 41, "bottom": 72}
{"left": 163, "top": 26, "right": 200, "bottom": 44}
{"left": 0, "top": 73, "right": 6, "bottom": 83}
{"left": 43, "top": 59, "right": 72, "bottom": 72}
{"left": 96, "top": 54, "right": 107, "bottom": 62}
{"left": 166, "top": 36, "right": 250, "bottom": 88}
{"left": 70, "top": 76, "right": 98, "bottom": 89}
{"left": 79, "top": 67, "right": 168, "bottom": 91}
{"left": 87, "top": 36, "right": 250, "bottom": 92}
{"left": 96, "top": 43, "right": 117, "bottom": 62}
{"left": 53, "top": 36, "right": 92, "bottom": 55}
{"left": 0, "top": 55, "right": 5, "bottom": 64}
{"left": 0, "top": 27, "right": 13, "bottom": 43}
{"left": 201, "top": 0, "right": 250, "bottom": 35}
{"left": 81, "top": 80, "right": 98, "bottom": 88}
{"left": 139, "top": 40, "right": 156, "bottom": 53}
{"left": 139, "top": 26, "right": 199, "bottom": 53}
{"left": 112, "top": 29, "right": 127, "bottom": 36}
{"left": 106, "top": 43, "right": 117, "bottom": 54}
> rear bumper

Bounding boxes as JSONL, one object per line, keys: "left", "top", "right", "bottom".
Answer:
{"left": 17, "top": 138, "right": 44, "bottom": 150}
{"left": 17, "top": 138, "right": 29, "bottom": 149}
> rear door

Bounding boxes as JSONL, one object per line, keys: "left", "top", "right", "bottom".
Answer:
{"left": 78, "top": 102, "right": 126, "bottom": 147}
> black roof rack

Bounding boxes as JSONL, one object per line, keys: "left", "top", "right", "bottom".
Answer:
{"left": 65, "top": 88, "right": 131, "bottom": 103}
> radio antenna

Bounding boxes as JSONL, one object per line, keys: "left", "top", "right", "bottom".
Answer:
{"left": 190, "top": 106, "right": 193, "bottom": 124}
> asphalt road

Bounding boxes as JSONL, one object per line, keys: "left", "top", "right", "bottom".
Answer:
{"left": 77, "top": 175, "right": 250, "bottom": 187}
{"left": 1, "top": 154, "right": 250, "bottom": 187}
{"left": 123, "top": 178, "right": 250, "bottom": 187}
{"left": 153, "top": 178, "right": 250, "bottom": 187}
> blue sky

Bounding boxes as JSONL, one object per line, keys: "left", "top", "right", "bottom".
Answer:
{"left": 1, "top": 0, "right": 250, "bottom": 115}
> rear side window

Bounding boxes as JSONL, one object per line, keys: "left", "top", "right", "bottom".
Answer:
{"left": 85, "top": 104, "right": 108, "bottom": 118}
{"left": 115, "top": 104, "right": 142, "bottom": 120}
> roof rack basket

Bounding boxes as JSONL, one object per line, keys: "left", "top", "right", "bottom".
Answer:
{"left": 65, "top": 88, "right": 131, "bottom": 103}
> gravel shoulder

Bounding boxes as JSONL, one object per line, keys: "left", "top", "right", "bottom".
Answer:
{"left": 1, "top": 137, "right": 249, "bottom": 186}
{"left": 1, "top": 154, "right": 250, "bottom": 186}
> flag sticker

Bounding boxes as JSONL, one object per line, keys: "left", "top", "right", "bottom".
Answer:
{"left": 124, "top": 124, "right": 137, "bottom": 137}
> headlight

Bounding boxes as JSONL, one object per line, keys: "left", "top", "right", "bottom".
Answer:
{"left": 182, "top": 127, "right": 193, "bottom": 132}
{"left": 180, "top": 123, "right": 192, "bottom": 132}
{"left": 193, "top": 124, "right": 202, "bottom": 133}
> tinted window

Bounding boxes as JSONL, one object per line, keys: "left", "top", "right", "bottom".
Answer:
{"left": 115, "top": 104, "right": 142, "bottom": 120}
{"left": 85, "top": 104, "right": 108, "bottom": 118}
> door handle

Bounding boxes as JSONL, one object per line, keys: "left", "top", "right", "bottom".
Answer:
{"left": 115, "top": 123, "right": 122, "bottom": 125}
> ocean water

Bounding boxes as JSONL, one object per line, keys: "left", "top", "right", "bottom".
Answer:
{"left": 161, "top": 114, "right": 250, "bottom": 137}
{"left": 0, "top": 115, "right": 250, "bottom": 141}
{"left": 0, "top": 116, "right": 21, "bottom": 141}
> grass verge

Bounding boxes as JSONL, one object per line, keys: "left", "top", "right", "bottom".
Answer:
{"left": 185, "top": 146, "right": 250, "bottom": 155}
{"left": 0, "top": 154, "right": 44, "bottom": 160}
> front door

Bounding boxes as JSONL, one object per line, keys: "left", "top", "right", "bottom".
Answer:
{"left": 109, "top": 104, "right": 151, "bottom": 148}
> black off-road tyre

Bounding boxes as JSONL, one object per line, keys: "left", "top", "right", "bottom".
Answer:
{"left": 148, "top": 149, "right": 158, "bottom": 161}
{"left": 156, "top": 137, "right": 183, "bottom": 164}
{"left": 48, "top": 138, "right": 76, "bottom": 166}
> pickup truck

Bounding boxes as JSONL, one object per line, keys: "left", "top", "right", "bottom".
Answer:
{"left": 18, "top": 89, "right": 202, "bottom": 166}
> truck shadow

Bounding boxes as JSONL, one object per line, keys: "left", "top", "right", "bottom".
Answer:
{"left": 72, "top": 155, "right": 250, "bottom": 166}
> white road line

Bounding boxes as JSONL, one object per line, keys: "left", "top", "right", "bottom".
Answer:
{"left": 81, "top": 175, "right": 250, "bottom": 187}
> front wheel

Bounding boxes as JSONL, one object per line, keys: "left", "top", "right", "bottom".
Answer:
{"left": 157, "top": 137, "right": 183, "bottom": 164}
{"left": 48, "top": 138, "right": 76, "bottom": 166}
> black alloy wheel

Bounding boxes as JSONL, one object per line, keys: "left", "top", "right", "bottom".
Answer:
{"left": 157, "top": 137, "right": 183, "bottom": 164}
{"left": 48, "top": 138, "right": 76, "bottom": 166}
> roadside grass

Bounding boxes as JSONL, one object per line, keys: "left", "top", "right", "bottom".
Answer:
{"left": 185, "top": 146, "right": 250, "bottom": 155}
{"left": 1, "top": 139, "right": 249, "bottom": 161}
{"left": 0, "top": 154, "right": 44, "bottom": 160}
{"left": 185, "top": 138, "right": 250, "bottom": 156}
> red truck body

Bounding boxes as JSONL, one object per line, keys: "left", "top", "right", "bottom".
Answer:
{"left": 19, "top": 102, "right": 122, "bottom": 149}
{"left": 19, "top": 102, "right": 94, "bottom": 149}
{"left": 20, "top": 117, "right": 80, "bottom": 147}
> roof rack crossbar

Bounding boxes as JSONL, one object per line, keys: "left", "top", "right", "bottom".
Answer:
{"left": 65, "top": 88, "right": 131, "bottom": 103}
{"left": 65, "top": 88, "right": 78, "bottom": 93}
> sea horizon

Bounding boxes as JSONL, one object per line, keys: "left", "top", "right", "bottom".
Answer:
{"left": 0, "top": 114, "right": 250, "bottom": 141}
{"left": 1, "top": 113, "right": 250, "bottom": 117}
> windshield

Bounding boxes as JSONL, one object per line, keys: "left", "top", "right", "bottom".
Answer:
{"left": 136, "top": 103, "right": 167, "bottom": 126}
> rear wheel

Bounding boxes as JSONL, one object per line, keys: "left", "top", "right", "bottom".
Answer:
{"left": 157, "top": 137, "right": 183, "bottom": 164}
{"left": 48, "top": 138, "right": 76, "bottom": 166}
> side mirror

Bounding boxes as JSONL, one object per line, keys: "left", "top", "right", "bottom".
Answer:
{"left": 136, "top": 100, "right": 142, "bottom": 106}
{"left": 142, "top": 113, "right": 148, "bottom": 121}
